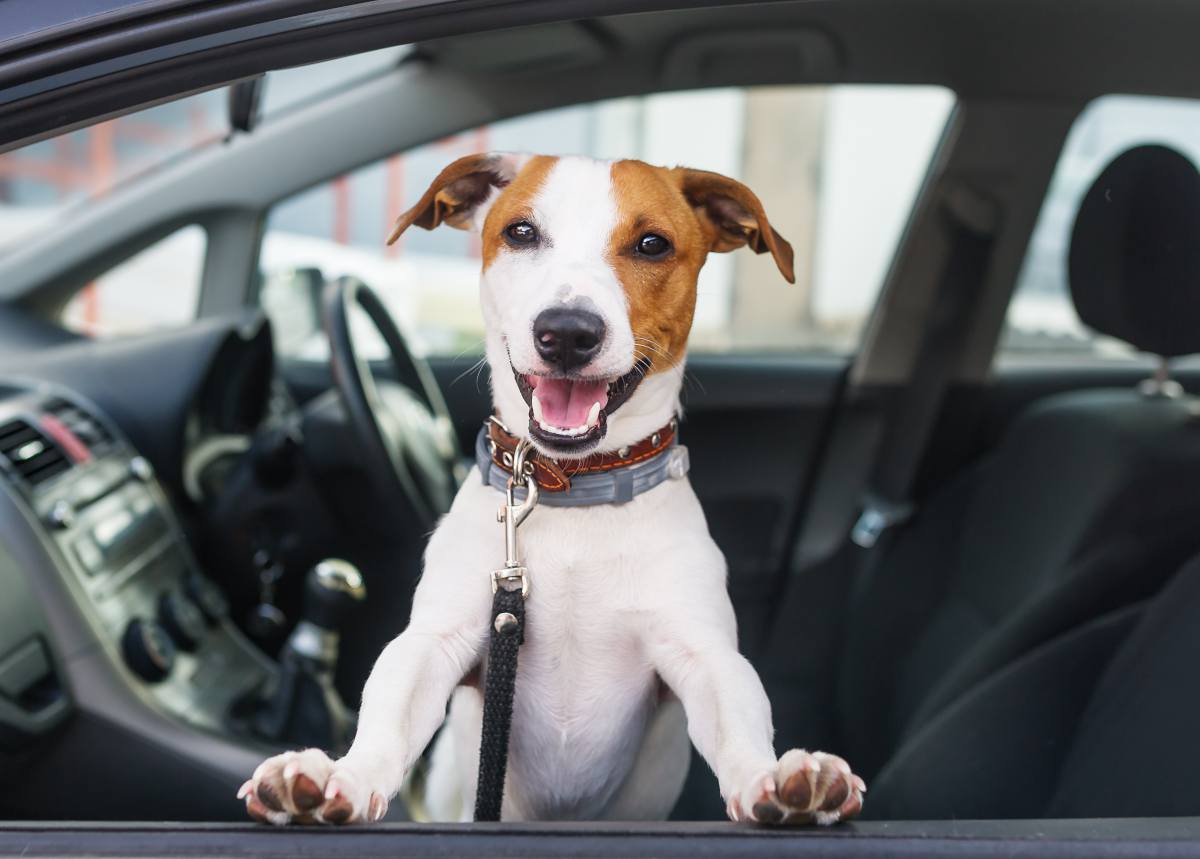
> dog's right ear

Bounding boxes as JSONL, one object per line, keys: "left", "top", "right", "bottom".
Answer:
{"left": 387, "top": 152, "right": 526, "bottom": 244}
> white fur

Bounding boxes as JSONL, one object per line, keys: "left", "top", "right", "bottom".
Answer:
{"left": 243, "top": 155, "right": 863, "bottom": 825}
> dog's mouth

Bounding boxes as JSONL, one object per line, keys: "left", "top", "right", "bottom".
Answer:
{"left": 513, "top": 359, "right": 650, "bottom": 453}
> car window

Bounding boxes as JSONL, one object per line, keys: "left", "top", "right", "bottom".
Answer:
{"left": 60, "top": 225, "right": 206, "bottom": 338}
{"left": 1003, "top": 94, "right": 1200, "bottom": 360}
{"left": 258, "top": 85, "right": 954, "bottom": 360}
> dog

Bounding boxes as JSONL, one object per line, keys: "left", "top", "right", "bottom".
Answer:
{"left": 239, "top": 153, "right": 866, "bottom": 825}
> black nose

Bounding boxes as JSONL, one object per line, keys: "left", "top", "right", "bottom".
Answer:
{"left": 533, "top": 307, "right": 606, "bottom": 372}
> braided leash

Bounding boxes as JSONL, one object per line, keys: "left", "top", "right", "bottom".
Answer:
{"left": 474, "top": 586, "right": 525, "bottom": 821}
{"left": 474, "top": 438, "right": 538, "bottom": 821}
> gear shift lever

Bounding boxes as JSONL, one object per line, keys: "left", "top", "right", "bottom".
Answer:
{"left": 293, "top": 560, "right": 367, "bottom": 663}
{"left": 252, "top": 559, "right": 365, "bottom": 752}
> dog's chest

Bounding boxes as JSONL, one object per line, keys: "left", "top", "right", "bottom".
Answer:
{"left": 483, "top": 491, "right": 689, "bottom": 815}
{"left": 509, "top": 509, "right": 658, "bottom": 712}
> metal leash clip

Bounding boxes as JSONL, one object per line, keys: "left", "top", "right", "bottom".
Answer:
{"left": 491, "top": 438, "right": 538, "bottom": 598}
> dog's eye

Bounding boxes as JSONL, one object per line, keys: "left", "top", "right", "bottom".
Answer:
{"left": 505, "top": 221, "right": 539, "bottom": 245}
{"left": 635, "top": 233, "right": 671, "bottom": 258}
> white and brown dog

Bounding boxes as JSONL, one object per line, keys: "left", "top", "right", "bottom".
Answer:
{"left": 240, "top": 153, "right": 866, "bottom": 825}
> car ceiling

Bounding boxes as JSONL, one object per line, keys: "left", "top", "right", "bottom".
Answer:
{"left": 426, "top": 1, "right": 1200, "bottom": 100}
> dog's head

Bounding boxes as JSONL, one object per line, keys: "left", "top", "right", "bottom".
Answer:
{"left": 389, "top": 153, "right": 794, "bottom": 457}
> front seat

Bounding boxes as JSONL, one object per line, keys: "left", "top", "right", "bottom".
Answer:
{"left": 862, "top": 546, "right": 1200, "bottom": 819}
{"left": 837, "top": 143, "right": 1200, "bottom": 800}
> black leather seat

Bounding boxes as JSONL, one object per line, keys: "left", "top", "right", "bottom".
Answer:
{"left": 840, "top": 144, "right": 1200, "bottom": 816}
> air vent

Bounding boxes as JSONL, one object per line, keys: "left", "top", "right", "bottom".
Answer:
{"left": 0, "top": 420, "right": 69, "bottom": 486}
{"left": 43, "top": 397, "right": 113, "bottom": 452}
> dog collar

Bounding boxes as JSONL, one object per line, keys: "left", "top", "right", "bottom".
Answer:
{"left": 475, "top": 417, "right": 689, "bottom": 506}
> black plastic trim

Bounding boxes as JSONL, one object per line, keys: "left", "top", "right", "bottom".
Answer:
{"left": 3, "top": 819, "right": 1200, "bottom": 858}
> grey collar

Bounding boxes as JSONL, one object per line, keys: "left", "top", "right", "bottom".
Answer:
{"left": 474, "top": 427, "right": 689, "bottom": 507}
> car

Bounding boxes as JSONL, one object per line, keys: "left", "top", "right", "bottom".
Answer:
{"left": 1, "top": 0, "right": 1200, "bottom": 856}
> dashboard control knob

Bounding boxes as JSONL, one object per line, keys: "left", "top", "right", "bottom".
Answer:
{"left": 45, "top": 499, "right": 75, "bottom": 530}
{"left": 159, "top": 591, "right": 207, "bottom": 651}
{"left": 121, "top": 619, "right": 176, "bottom": 682}
{"left": 186, "top": 575, "right": 229, "bottom": 626}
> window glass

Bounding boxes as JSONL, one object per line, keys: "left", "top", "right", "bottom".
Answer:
{"left": 61, "top": 226, "right": 207, "bottom": 338}
{"left": 260, "top": 85, "right": 954, "bottom": 359}
{"left": 1004, "top": 94, "right": 1200, "bottom": 360}
{"left": 0, "top": 91, "right": 226, "bottom": 256}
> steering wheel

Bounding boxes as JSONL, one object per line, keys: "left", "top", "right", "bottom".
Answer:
{"left": 323, "top": 276, "right": 460, "bottom": 528}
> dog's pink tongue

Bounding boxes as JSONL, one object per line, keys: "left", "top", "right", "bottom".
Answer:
{"left": 530, "top": 376, "right": 609, "bottom": 428}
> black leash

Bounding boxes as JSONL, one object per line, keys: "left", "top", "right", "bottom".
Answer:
{"left": 474, "top": 436, "right": 538, "bottom": 822}
{"left": 474, "top": 587, "right": 525, "bottom": 821}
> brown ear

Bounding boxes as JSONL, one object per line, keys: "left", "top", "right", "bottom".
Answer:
{"left": 673, "top": 168, "right": 796, "bottom": 284}
{"left": 387, "top": 153, "right": 524, "bottom": 245}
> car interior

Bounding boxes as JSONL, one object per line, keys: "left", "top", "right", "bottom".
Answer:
{"left": 2, "top": 0, "right": 1200, "bottom": 852}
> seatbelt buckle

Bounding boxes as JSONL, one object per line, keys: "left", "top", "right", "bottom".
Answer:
{"left": 851, "top": 495, "right": 914, "bottom": 549}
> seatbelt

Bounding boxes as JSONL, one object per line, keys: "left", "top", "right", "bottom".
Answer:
{"left": 851, "top": 188, "right": 999, "bottom": 549}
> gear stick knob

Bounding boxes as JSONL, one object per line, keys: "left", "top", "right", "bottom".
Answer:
{"left": 287, "top": 559, "right": 365, "bottom": 668}
{"left": 305, "top": 559, "right": 367, "bottom": 633}
{"left": 249, "top": 559, "right": 365, "bottom": 752}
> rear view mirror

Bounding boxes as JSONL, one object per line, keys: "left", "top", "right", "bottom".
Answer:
{"left": 228, "top": 76, "right": 265, "bottom": 133}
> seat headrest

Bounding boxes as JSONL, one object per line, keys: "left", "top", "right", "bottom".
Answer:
{"left": 1069, "top": 144, "right": 1200, "bottom": 357}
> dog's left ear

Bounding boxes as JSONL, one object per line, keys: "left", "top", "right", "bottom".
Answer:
{"left": 674, "top": 168, "right": 796, "bottom": 284}
{"left": 387, "top": 152, "right": 526, "bottom": 244}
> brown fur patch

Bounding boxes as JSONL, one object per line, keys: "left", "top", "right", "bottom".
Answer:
{"left": 609, "top": 160, "right": 710, "bottom": 374}
{"left": 479, "top": 155, "right": 559, "bottom": 270}
{"left": 387, "top": 153, "right": 502, "bottom": 242}
{"left": 671, "top": 167, "right": 796, "bottom": 283}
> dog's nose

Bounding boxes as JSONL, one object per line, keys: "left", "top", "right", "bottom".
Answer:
{"left": 533, "top": 307, "right": 606, "bottom": 372}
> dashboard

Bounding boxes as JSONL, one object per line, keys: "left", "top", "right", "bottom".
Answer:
{"left": 0, "top": 376, "right": 274, "bottom": 819}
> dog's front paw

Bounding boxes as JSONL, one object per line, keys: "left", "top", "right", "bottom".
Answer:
{"left": 727, "top": 750, "right": 865, "bottom": 825}
{"left": 238, "top": 749, "right": 388, "bottom": 825}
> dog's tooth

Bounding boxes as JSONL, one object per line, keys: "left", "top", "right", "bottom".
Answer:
{"left": 532, "top": 393, "right": 545, "bottom": 426}
{"left": 587, "top": 401, "right": 601, "bottom": 428}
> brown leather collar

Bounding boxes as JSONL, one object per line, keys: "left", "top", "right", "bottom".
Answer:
{"left": 485, "top": 417, "right": 678, "bottom": 493}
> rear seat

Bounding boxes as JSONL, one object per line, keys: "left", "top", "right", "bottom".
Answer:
{"left": 838, "top": 144, "right": 1200, "bottom": 807}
